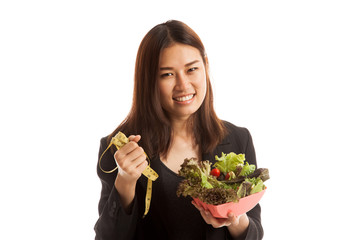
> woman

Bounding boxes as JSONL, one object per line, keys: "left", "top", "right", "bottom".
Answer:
{"left": 94, "top": 20, "right": 264, "bottom": 240}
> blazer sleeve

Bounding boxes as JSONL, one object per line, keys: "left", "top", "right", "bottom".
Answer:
{"left": 240, "top": 128, "right": 264, "bottom": 240}
{"left": 94, "top": 137, "right": 140, "bottom": 240}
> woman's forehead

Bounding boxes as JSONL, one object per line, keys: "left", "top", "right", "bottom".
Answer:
{"left": 158, "top": 43, "right": 203, "bottom": 68}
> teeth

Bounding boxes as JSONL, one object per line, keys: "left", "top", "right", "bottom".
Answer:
{"left": 174, "top": 94, "right": 194, "bottom": 102}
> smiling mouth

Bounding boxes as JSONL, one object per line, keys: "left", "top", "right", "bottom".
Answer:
{"left": 173, "top": 94, "right": 195, "bottom": 102}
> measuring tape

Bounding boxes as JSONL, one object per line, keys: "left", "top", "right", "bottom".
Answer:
{"left": 99, "top": 131, "right": 159, "bottom": 218}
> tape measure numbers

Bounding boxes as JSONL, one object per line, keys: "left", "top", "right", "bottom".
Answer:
{"left": 98, "top": 131, "right": 159, "bottom": 217}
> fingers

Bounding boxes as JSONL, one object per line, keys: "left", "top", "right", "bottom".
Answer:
{"left": 114, "top": 135, "right": 148, "bottom": 179}
{"left": 119, "top": 150, "right": 147, "bottom": 172}
{"left": 191, "top": 201, "right": 237, "bottom": 228}
{"left": 227, "top": 212, "right": 241, "bottom": 225}
{"left": 128, "top": 134, "right": 141, "bottom": 143}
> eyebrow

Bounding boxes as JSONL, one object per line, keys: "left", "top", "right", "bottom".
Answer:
{"left": 159, "top": 60, "right": 200, "bottom": 70}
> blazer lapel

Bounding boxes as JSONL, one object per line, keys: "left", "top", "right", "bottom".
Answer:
{"left": 202, "top": 135, "right": 232, "bottom": 163}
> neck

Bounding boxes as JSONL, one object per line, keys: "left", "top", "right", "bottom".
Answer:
{"left": 170, "top": 116, "right": 193, "bottom": 138}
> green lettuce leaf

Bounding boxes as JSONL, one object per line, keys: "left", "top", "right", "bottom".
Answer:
{"left": 239, "top": 162, "right": 256, "bottom": 176}
{"left": 214, "top": 152, "right": 245, "bottom": 173}
{"left": 250, "top": 178, "right": 265, "bottom": 194}
{"left": 178, "top": 158, "right": 214, "bottom": 189}
{"left": 201, "top": 173, "right": 213, "bottom": 189}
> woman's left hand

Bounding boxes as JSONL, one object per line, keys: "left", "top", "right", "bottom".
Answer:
{"left": 191, "top": 200, "right": 241, "bottom": 227}
{"left": 191, "top": 200, "right": 249, "bottom": 238}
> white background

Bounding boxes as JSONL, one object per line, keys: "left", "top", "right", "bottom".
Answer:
{"left": 1, "top": 0, "right": 359, "bottom": 239}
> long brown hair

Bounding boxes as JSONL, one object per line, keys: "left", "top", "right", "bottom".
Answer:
{"left": 108, "top": 20, "right": 226, "bottom": 158}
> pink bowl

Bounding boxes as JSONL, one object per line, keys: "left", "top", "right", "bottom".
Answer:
{"left": 193, "top": 188, "right": 266, "bottom": 218}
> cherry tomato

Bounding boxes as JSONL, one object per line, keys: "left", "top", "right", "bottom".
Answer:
{"left": 210, "top": 168, "right": 220, "bottom": 178}
{"left": 225, "top": 172, "right": 231, "bottom": 180}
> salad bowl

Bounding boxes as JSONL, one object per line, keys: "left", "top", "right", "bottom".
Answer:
{"left": 193, "top": 188, "right": 266, "bottom": 218}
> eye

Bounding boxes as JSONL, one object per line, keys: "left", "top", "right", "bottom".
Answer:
{"left": 160, "top": 72, "right": 173, "bottom": 78}
{"left": 188, "top": 67, "right": 198, "bottom": 73}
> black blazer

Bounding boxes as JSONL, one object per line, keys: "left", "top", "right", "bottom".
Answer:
{"left": 94, "top": 121, "right": 264, "bottom": 240}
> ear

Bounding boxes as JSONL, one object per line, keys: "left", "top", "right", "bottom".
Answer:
{"left": 204, "top": 54, "right": 210, "bottom": 77}
{"left": 204, "top": 54, "right": 209, "bottom": 67}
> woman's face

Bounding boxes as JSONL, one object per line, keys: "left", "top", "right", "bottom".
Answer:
{"left": 157, "top": 43, "right": 207, "bottom": 121}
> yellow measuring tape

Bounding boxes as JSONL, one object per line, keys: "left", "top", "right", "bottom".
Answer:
{"left": 99, "top": 131, "right": 159, "bottom": 218}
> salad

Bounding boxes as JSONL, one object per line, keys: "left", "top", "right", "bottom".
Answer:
{"left": 176, "top": 152, "right": 269, "bottom": 205}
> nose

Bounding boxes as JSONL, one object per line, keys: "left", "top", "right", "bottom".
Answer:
{"left": 175, "top": 72, "right": 190, "bottom": 90}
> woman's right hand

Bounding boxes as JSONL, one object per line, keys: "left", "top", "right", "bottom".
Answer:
{"left": 113, "top": 135, "right": 148, "bottom": 212}
{"left": 114, "top": 135, "right": 149, "bottom": 183}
